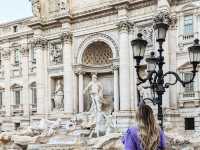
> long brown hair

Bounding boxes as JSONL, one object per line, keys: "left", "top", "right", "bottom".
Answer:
{"left": 136, "top": 103, "right": 160, "bottom": 150}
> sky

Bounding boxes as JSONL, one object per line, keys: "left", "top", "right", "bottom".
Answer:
{"left": 0, "top": 0, "right": 32, "bottom": 24}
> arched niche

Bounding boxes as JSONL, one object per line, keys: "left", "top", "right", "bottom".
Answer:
{"left": 82, "top": 41, "right": 113, "bottom": 66}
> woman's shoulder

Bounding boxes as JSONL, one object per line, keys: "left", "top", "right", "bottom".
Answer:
{"left": 125, "top": 126, "right": 139, "bottom": 136}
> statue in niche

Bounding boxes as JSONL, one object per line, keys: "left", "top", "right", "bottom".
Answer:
{"left": 83, "top": 74, "right": 114, "bottom": 137}
{"left": 52, "top": 79, "right": 64, "bottom": 111}
{"left": 50, "top": 43, "right": 63, "bottom": 65}
{"left": 30, "top": 0, "right": 41, "bottom": 17}
{"left": 83, "top": 74, "right": 104, "bottom": 113}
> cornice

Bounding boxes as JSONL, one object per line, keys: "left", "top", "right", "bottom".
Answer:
{"left": 73, "top": 64, "right": 113, "bottom": 73}
{"left": 71, "top": 0, "right": 155, "bottom": 23}
{"left": 0, "top": 31, "right": 34, "bottom": 44}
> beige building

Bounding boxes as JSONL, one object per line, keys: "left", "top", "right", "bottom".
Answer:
{"left": 0, "top": 0, "right": 199, "bottom": 133}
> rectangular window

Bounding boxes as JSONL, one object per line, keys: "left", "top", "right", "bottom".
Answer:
{"left": 32, "top": 48, "right": 36, "bottom": 63}
{"left": 32, "top": 88, "right": 37, "bottom": 105}
{"left": 0, "top": 92, "right": 2, "bottom": 106}
{"left": 185, "top": 118, "right": 195, "bottom": 130}
{"left": 15, "top": 90, "right": 20, "bottom": 105}
{"left": 0, "top": 53, "right": 2, "bottom": 67}
{"left": 15, "top": 49, "right": 20, "bottom": 65}
{"left": 15, "top": 122, "right": 20, "bottom": 130}
{"left": 13, "top": 26, "right": 18, "bottom": 33}
{"left": 184, "top": 73, "right": 194, "bottom": 92}
{"left": 184, "top": 15, "right": 193, "bottom": 34}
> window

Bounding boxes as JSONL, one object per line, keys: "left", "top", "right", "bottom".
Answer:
{"left": 13, "top": 26, "right": 18, "bottom": 33}
{"left": 184, "top": 73, "right": 194, "bottom": 92}
{"left": 31, "top": 48, "right": 36, "bottom": 63}
{"left": 0, "top": 92, "right": 2, "bottom": 106}
{"left": 11, "top": 84, "right": 22, "bottom": 105}
{"left": 31, "top": 82, "right": 37, "bottom": 105}
{"left": 185, "top": 118, "right": 195, "bottom": 130}
{"left": 15, "top": 90, "right": 20, "bottom": 105}
{"left": 184, "top": 15, "right": 193, "bottom": 34}
{"left": 14, "top": 122, "right": 20, "bottom": 130}
{"left": 14, "top": 49, "right": 20, "bottom": 65}
{"left": 0, "top": 52, "right": 2, "bottom": 67}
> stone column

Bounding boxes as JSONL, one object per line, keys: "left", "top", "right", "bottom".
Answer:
{"left": 21, "top": 46, "right": 30, "bottom": 116}
{"left": 129, "top": 26, "right": 136, "bottom": 110}
{"left": 33, "top": 37, "right": 47, "bottom": 115}
{"left": 78, "top": 72, "right": 84, "bottom": 113}
{"left": 168, "top": 15, "right": 178, "bottom": 108}
{"left": 73, "top": 74, "right": 78, "bottom": 113}
{"left": 113, "top": 65, "right": 119, "bottom": 112}
{"left": 118, "top": 21, "right": 131, "bottom": 111}
{"left": 62, "top": 32, "right": 74, "bottom": 113}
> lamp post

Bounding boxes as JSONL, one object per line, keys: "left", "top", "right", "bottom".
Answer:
{"left": 131, "top": 15, "right": 200, "bottom": 129}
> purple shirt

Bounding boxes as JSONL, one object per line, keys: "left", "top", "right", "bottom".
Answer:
{"left": 122, "top": 127, "right": 166, "bottom": 150}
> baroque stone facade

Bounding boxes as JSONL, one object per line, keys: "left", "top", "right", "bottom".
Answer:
{"left": 0, "top": 0, "right": 200, "bottom": 142}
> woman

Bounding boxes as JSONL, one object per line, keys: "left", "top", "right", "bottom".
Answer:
{"left": 122, "top": 102, "right": 166, "bottom": 150}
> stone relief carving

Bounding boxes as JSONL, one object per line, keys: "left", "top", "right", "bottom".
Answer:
{"left": 48, "top": 0, "right": 58, "bottom": 13}
{"left": 50, "top": 43, "right": 63, "bottom": 65}
{"left": 30, "top": 0, "right": 41, "bottom": 18}
{"left": 52, "top": 79, "right": 64, "bottom": 112}
{"left": 2, "top": 48, "right": 10, "bottom": 59}
{"left": 61, "top": 32, "right": 73, "bottom": 43}
{"left": 31, "top": 37, "right": 47, "bottom": 48}
{"left": 48, "top": 0, "right": 69, "bottom": 14}
{"left": 117, "top": 21, "right": 133, "bottom": 32}
{"left": 20, "top": 46, "right": 29, "bottom": 56}
{"left": 138, "top": 26, "right": 154, "bottom": 47}
{"left": 58, "top": 0, "right": 68, "bottom": 11}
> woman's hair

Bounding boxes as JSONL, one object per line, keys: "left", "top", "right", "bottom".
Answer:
{"left": 136, "top": 103, "right": 160, "bottom": 150}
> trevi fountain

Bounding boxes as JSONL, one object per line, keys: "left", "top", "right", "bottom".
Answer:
{"left": 1, "top": 0, "right": 200, "bottom": 149}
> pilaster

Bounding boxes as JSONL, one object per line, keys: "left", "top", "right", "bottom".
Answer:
{"left": 32, "top": 37, "right": 47, "bottom": 115}
{"left": 62, "top": 32, "right": 74, "bottom": 113}
{"left": 117, "top": 21, "right": 132, "bottom": 111}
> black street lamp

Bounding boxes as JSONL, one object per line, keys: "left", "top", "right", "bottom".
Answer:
{"left": 131, "top": 16, "right": 200, "bottom": 129}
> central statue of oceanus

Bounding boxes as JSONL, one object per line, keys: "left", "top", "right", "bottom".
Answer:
{"left": 83, "top": 74, "right": 114, "bottom": 137}
{"left": 83, "top": 74, "right": 104, "bottom": 113}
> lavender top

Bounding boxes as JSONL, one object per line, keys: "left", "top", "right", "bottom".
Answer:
{"left": 122, "top": 127, "right": 166, "bottom": 150}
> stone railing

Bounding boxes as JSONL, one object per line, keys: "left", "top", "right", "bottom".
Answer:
{"left": 182, "top": 91, "right": 195, "bottom": 98}
{"left": 178, "top": 91, "right": 200, "bottom": 107}
{"left": 11, "top": 104, "right": 23, "bottom": 116}
{"left": 179, "top": 91, "right": 200, "bottom": 100}
{"left": 11, "top": 63, "right": 22, "bottom": 78}
{"left": 0, "top": 105, "right": 6, "bottom": 116}
{"left": 30, "top": 104, "right": 37, "bottom": 114}
{"left": 182, "top": 33, "right": 194, "bottom": 41}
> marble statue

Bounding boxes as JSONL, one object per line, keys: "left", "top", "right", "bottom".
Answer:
{"left": 0, "top": 118, "right": 62, "bottom": 147}
{"left": 52, "top": 80, "right": 64, "bottom": 111}
{"left": 83, "top": 74, "right": 104, "bottom": 113}
{"left": 83, "top": 74, "right": 115, "bottom": 137}
{"left": 30, "top": 0, "right": 41, "bottom": 17}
